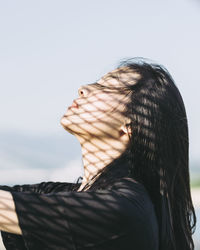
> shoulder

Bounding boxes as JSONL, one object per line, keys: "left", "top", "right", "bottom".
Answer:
{"left": 112, "top": 177, "right": 158, "bottom": 227}
{"left": 112, "top": 177, "right": 148, "bottom": 194}
{"left": 111, "top": 177, "right": 155, "bottom": 211}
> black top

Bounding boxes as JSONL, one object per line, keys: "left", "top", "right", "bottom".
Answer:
{"left": 0, "top": 178, "right": 159, "bottom": 250}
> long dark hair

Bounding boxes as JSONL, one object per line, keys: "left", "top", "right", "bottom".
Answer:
{"left": 78, "top": 58, "right": 196, "bottom": 250}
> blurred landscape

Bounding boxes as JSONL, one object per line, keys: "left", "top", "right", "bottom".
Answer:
{"left": 0, "top": 130, "right": 83, "bottom": 185}
{"left": 0, "top": 130, "right": 199, "bottom": 186}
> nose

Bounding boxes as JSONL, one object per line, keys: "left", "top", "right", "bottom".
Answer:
{"left": 78, "top": 86, "right": 89, "bottom": 97}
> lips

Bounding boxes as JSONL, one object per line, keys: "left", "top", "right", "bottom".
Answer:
{"left": 69, "top": 100, "right": 79, "bottom": 109}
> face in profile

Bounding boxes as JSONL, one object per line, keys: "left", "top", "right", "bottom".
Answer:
{"left": 60, "top": 68, "right": 139, "bottom": 139}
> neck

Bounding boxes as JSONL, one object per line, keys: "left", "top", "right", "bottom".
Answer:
{"left": 75, "top": 133, "right": 129, "bottom": 190}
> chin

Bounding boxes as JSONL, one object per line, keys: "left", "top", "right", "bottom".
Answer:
{"left": 60, "top": 116, "right": 71, "bottom": 129}
{"left": 61, "top": 123, "right": 75, "bottom": 135}
{"left": 60, "top": 116, "right": 78, "bottom": 135}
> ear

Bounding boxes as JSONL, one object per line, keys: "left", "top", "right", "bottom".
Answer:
{"left": 120, "top": 118, "right": 132, "bottom": 135}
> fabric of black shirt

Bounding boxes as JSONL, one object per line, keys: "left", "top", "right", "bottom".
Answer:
{"left": 0, "top": 177, "right": 159, "bottom": 250}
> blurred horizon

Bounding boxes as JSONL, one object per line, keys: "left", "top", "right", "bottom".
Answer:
{"left": 0, "top": 128, "right": 199, "bottom": 186}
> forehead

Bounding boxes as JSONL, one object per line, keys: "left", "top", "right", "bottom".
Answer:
{"left": 97, "top": 67, "right": 141, "bottom": 88}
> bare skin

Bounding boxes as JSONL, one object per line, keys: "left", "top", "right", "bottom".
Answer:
{"left": 75, "top": 128, "right": 130, "bottom": 191}
{"left": 60, "top": 67, "right": 138, "bottom": 191}
{"left": 0, "top": 190, "right": 21, "bottom": 234}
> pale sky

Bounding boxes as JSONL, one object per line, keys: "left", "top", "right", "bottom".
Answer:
{"left": 0, "top": 0, "right": 200, "bottom": 161}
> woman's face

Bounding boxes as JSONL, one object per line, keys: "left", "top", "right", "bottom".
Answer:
{"left": 60, "top": 68, "right": 138, "bottom": 138}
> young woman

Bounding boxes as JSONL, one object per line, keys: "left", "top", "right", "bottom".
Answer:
{"left": 0, "top": 58, "right": 196, "bottom": 250}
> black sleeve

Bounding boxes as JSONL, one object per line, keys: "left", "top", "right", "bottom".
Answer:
{"left": 0, "top": 181, "right": 80, "bottom": 250}
{"left": 0, "top": 181, "right": 78, "bottom": 193}
{"left": 11, "top": 188, "right": 136, "bottom": 250}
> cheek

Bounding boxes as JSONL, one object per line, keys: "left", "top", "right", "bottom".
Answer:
{"left": 81, "top": 101, "right": 115, "bottom": 112}
{"left": 82, "top": 94, "right": 123, "bottom": 112}
{"left": 80, "top": 101, "right": 127, "bottom": 127}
